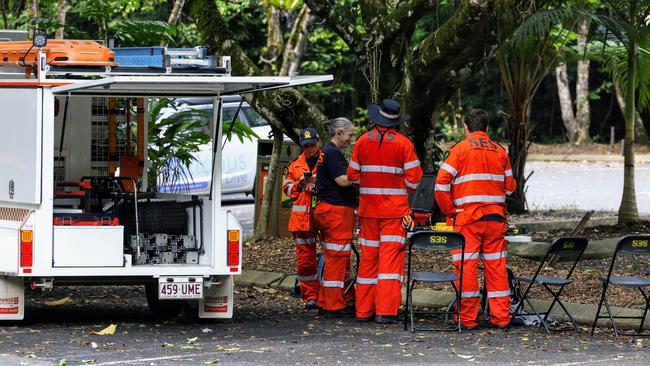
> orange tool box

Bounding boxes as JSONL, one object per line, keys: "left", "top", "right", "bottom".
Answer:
{"left": 0, "top": 40, "right": 116, "bottom": 67}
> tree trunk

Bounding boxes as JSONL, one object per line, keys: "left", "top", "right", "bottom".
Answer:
{"left": 614, "top": 83, "right": 649, "bottom": 144}
{"left": 261, "top": 1, "right": 283, "bottom": 76}
{"left": 253, "top": 126, "right": 283, "bottom": 240}
{"left": 167, "top": 0, "right": 186, "bottom": 25}
{"left": 574, "top": 19, "right": 591, "bottom": 144}
{"left": 506, "top": 105, "right": 530, "bottom": 214}
{"left": 28, "top": 0, "right": 38, "bottom": 18}
{"left": 618, "top": 46, "right": 639, "bottom": 223}
{"left": 55, "top": 0, "right": 68, "bottom": 39}
{"left": 555, "top": 64, "right": 578, "bottom": 142}
{"left": 280, "top": 5, "right": 314, "bottom": 76}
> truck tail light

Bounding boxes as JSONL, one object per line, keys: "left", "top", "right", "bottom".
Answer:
{"left": 20, "top": 230, "right": 33, "bottom": 267}
{"left": 227, "top": 230, "right": 240, "bottom": 267}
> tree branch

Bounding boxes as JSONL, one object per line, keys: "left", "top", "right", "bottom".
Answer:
{"left": 304, "top": 0, "right": 363, "bottom": 50}
{"left": 359, "top": 0, "right": 387, "bottom": 31}
{"left": 383, "top": 0, "right": 439, "bottom": 41}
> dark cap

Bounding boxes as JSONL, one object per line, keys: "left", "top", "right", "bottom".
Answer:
{"left": 299, "top": 127, "right": 319, "bottom": 146}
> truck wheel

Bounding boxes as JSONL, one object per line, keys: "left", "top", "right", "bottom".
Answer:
{"left": 182, "top": 300, "right": 212, "bottom": 323}
{"left": 144, "top": 283, "right": 183, "bottom": 318}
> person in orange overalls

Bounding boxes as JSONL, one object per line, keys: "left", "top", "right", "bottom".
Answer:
{"left": 313, "top": 117, "right": 357, "bottom": 317}
{"left": 434, "top": 109, "right": 517, "bottom": 329}
{"left": 348, "top": 99, "right": 423, "bottom": 324}
{"left": 283, "top": 128, "right": 322, "bottom": 309}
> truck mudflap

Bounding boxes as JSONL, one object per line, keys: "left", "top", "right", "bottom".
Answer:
{"left": 199, "top": 275, "right": 233, "bottom": 319}
{"left": 0, "top": 276, "right": 24, "bottom": 320}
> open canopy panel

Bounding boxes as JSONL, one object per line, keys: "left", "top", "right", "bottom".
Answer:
{"left": 51, "top": 75, "right": 332, "bottom": 97}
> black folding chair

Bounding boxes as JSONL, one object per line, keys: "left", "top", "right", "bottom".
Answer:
{"left": 591, "top": 235, "right": 650, "bottom": 337}
{"left": 514, "top": 236, "right": 588, "bottom": 333}
{"left": 403, "top": 230, "right": 465, "bottom": 332}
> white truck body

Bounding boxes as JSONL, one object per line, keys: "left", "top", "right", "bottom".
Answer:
{"left": 0, "top": 55, "right": 331, "bottom": 320}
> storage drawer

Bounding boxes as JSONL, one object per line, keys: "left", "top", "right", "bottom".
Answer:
{"left": 53, "top": 226, "right": 124, "bottom": 267}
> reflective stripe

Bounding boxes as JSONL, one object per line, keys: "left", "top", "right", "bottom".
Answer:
{"left": 487, "top": 290, "right": 511, "bottom": 299}
{"left": 322, "top": 242, "right": 352, "bottom": 252}
{"left": 378, "top": 273, "right": 403, "bottom": 281}
{"left": 404, "top": 180, "right": 419, "bottom": 189}
{"left": 322, "top": 280, "right": 345, "bottom": 288}
{"left": 453, "top": 195, "right": 505, "bottom": 206}
{"left": 297, "top": 273, "right": 319, "bottom": 281}
{"left": 435, "top": 184, "right": 450, "bottom": 191}
{"left": 357, "top": 277, "right": 378, "bottom": 285}
{"left": 359, "top": 188, "right": 408, "bottom": 195}
{"left": 349, "top": 160, "right": 360, "bottom": 170}
{"left": 506, "top": 190, "right": 513, "bottom": 196}
{"left": 404, "top": 160, "right": 421, "bottom": 170}
{"left": 505, "top": 169, "right": 513, "bottom": 177}
{"left": 283, "top": 179, "right": 294, "bottom": 193}
{"left": 295, "top": 237, "right": 316, "bottom": 245}
{"left": 292, "top": 205, "right": 308, "bottom": 213}
{"left": 452, "top": 252, "right": 480, "bottom": 262}
{"left": 440, "top": 163, "right": 458, "bottom": 177}
{"left": 453, "top": 173, "right": 504, "bottom": 185}
{"left": 461, "top": 291, "right": 481, "bottom": 298}
{"left": 350, "top": 180, "right": 360, "bottom": 184}
{"left": 481, "top": 251, "right": 507, "bottom": 260}
{"left": 359, "top": 238, "right": 380, "bottom": 247}
{"left": 380, "top": 235, "right": 406, "bottom": 245}
{"left": 361, "top": 165, "right": 404, "bottom": 174}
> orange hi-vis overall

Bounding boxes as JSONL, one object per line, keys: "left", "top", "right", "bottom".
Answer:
{"left": 348, "top": 127, "right": 423, "bottom": 317}
{"left": 434, "top": 131, "right": 517, "bottom": 327}
{"left": 283, "top": 152, "right": 321, "bottom": 303}
{"left": 313, "top": 201, "right": 355, "bottom": 311}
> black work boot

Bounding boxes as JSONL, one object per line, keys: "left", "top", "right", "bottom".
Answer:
{"left": 374, "top": 315, "right": 398, "bottom": 324}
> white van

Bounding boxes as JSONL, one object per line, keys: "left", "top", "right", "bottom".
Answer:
{"left": 158, "top": 96, "right": 271, "bottom": 196}
{"left": 0, "top": 44, "right": 330, "bottom": 320}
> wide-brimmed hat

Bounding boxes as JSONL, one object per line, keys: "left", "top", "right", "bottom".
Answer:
{"left": 299, "top": 127, "right": 319, "bottom": 146}
{"left": 368, "top": 99, "right": 410, "bottom": 127}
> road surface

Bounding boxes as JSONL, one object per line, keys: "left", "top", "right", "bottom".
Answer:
{"left": 1, "top": 286, "right": 648, "bottom": 366}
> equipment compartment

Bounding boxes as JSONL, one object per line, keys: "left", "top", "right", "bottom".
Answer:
{"left": 53, "top": 226, "right": 124, "bottom": 267}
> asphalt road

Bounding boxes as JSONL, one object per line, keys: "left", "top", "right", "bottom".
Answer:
{"left": 2, "top": 286, "right": 649, "bottom": 366}
{"left": 525, "top": 162, "right": 650, "bottom": 214}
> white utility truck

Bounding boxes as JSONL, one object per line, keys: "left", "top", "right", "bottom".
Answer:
{"left": 0, "top": 37, "right": 330, "bottom": 320}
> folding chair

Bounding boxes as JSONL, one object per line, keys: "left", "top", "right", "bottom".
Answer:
{"left": 514, "top": 236, "right": 588, "bottom": 333}
{"left": 403, "top": 230, "right": 465, "bottom": 332}
{"left": 591, "top": 234, "right": 650, "bottom": 337}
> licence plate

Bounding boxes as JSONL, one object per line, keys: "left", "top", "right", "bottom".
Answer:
{"left": 158, "top": 277, "right": 203, "bottom": 299}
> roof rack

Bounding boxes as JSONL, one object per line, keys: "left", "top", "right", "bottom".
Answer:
{"left": 0, "top": 41, "right": 231, "bottom": 82}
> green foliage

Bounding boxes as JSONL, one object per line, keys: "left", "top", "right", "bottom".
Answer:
{"left": 111, "top": 20, "right": 175, "bottom": 46}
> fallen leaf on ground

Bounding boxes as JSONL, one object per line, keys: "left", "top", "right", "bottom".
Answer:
{"left": 91, "top": 324, "right": 117, "bottom": 335}
{"left": 44, "top": 297, "right": 71, "bottom": 306}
